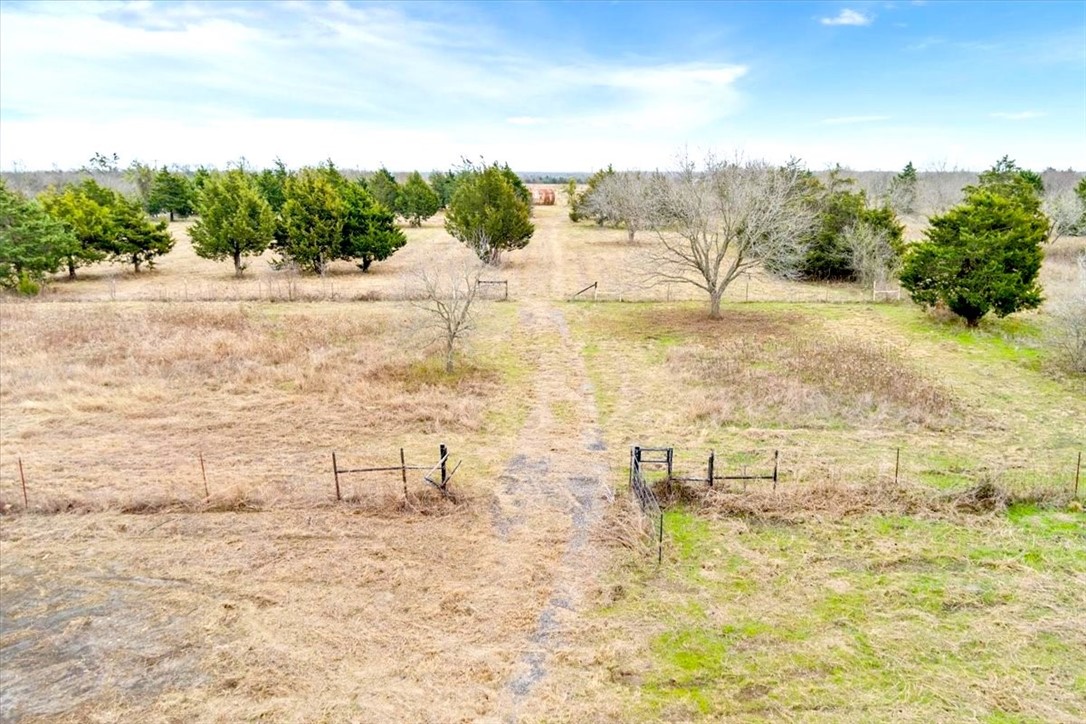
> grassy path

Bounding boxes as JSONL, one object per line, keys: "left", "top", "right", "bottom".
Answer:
{"left": 488, "top": 209, "right": 614, "bottom": 719}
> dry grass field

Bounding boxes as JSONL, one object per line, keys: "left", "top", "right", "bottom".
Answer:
{"left": 1, "top": 190, "right": 1084, "bottom": 722}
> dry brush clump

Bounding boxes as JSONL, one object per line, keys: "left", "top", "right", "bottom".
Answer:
{"left": 1043, "top": 241, "right": 1086, "bottom": 374}
{"left": 672, "top": 331, "right": 960, "bottom": 429}
{"left": 691, "top": 478, "right": 1069, "bottom": 524}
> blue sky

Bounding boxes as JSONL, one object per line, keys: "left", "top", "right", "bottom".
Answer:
{"left": 0, "top": 0, "right": 1083, "bottom": 172}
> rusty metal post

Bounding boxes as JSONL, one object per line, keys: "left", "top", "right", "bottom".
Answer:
{"left": 1072, "top": 453, "right": 1081, "bottom": 499}
{"left": 439, "top": 444, "right": 448, "bottom": 489}
{"left": 707, "top": 450, "right": 715, "bottom": 488}
{"left": 199, "top": 451, "right": 209, "bottom": 498}
{"left": 18, "top": 457, "right": 28, "bottom": 509}
{"left": 658, "top": 512, "right": 664, "bottom": 566}
{"left": 332, "top": 451, "right": 341, "bottom": 501}
{"left": 771, "top": 451, "right": 779, "bottom": 490}
{"left": 400, "top": 448, "right": 408, "bottom": 500}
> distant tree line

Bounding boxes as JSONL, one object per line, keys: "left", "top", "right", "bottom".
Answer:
{"left": 566, "top": 155, "right": 1083, "bottom": 327}
{"left": 1, "top": 176, "right": 174, "bottom": 291}
{"left": 0, "top": 154, "right": 541, "bottom": 291}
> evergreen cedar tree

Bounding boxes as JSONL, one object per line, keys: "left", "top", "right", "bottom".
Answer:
{"left": 367, "top": 167, "right": 401, "bottom": 217}
{"left": 797, "top": 170, "right": 905, "bottom": 281}
{"left": 189, "top": 169, "right": 276, "bottom": 276}
{"left": 38, "top": 180, "right": 113, "bottom": 277}
{"left": 0, "top": 182, "right": 78, "bottom": 292}
{"left": 444, "top": 164, "right": 534, "bottom": 265}
{"left": 568, "top": 165, "right": 615, "bottom": 223}
{"left": 107, "top": 196, "right": 174, "bottom": 273}
{"left": 38, "top": 178, "right": 173, "bottom": 276}
{"left": 146, "top": 166, "right": 196, "bottom": 221}
{"left": 900, "top": 159, "right": 1049, "bottom": 327}
{"left": 430, "top": 162, "right": 529, "bottom": 212}
{"left": 274, "top": 164, "right": 405, "bottom": 274}
{"left": 399, "top": 171, "right": 441, "bottom": 227}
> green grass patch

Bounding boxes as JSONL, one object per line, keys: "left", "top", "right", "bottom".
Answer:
{"left": 602, "top": 508, "right": 1086, "bottom": 721}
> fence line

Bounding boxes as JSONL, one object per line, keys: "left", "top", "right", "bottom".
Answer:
{"left": 333, "top": 444, "right": 459, "bottom": 500}
{"left": 3, "top": 445, "right": 1081, "bottom": 519}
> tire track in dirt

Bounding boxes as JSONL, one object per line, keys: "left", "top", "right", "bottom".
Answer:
{"left": 495, "top": 301, "right": 612, "bottom": 720}
{"left": 489, "top": 298, "right": 610, "bottom": 721}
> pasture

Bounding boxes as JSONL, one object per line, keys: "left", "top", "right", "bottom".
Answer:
{"left": 1, "top": 196, "right": 1084, "bottom": 722}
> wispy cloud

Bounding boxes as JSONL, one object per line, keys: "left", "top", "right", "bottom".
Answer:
{"left": 0, "top": 1, "right": 750, "bottom": 169}
{"left": 990, "top": 110, "right": 1046, "bottom": 121}
{"left": 820, "top": 9, "right": 872, "bottom": 26}
{"left": 821, "top": 115, "right": 890, "bottom": 125}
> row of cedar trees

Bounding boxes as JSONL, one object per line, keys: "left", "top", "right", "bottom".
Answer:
{"left": 0, "top": 161, "right": 491, "bottom": 287}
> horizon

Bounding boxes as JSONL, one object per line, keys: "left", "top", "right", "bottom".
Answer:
{"left": 1, "top": 1, "right": 1084, "bottom": 173}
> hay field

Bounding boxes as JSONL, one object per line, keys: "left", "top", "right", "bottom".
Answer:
{"left": 2, "top": 196, "right": 1084, "bottom": 722}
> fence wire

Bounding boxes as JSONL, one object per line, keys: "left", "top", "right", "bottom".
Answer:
{"left": 630, "top": 446, "right": 664, "bottom": 565}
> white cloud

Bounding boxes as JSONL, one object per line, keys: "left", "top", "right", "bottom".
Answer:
{"left": 820, "top": 9, "right": 872, "bottom": 26}
{"left": 821, "top": 115, "right": 891, "bottom": 125}
{"left": 990, "top": 111, "right": 1046, "bottom": 121}
{"left": 0, "top": 1, "right": 751, "bottom": 169}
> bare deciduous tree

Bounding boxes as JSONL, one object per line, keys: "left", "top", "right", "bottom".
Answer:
{"left": 583, "top": 171, "right": 656, "bottom": 242}
{"left": 1047, "top": 255, "right": 1086, "bottom": 374}
{"left": 844, "top": 222, "right": 901, "bottom": 289}
{"left": 1042, "top": 187, "right": 1085, "bottom": 243}
{"left": 647, "top": 154, "right": 816, "bottom": 318}
{"left": 915, "top": 164, "right": 975, "bottom": 219}
{"left": 411, "top": 260, "right": 483, "bottom": 373}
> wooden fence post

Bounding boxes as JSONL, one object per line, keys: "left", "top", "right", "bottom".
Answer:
{"left": 773, "top": 450, "right": 779, "bottom": 492}
{"left": 400, "top": 448, "right": 408, "bottom": 500}
{"left": 707, "top": 450, "right": 715, "bottom": 488}
{"left": 1075, "top": 451, "right": 1082, "bottom": 498}
{"left": 894, "top": 447, "right": 901, "bottom": 485}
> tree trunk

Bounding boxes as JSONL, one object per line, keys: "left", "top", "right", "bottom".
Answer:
{"left": 233, "top": 250, "right": 243, "bottom": 277}
{"left": 361, "top": 256, "right": 372, "bottom": 272}
{"left": 133, "top": 256, "right": 142, "bottom": 274}
{"left": 67, "top": 257, "right": 76, "bottom": 279}
{"left": 627, "top": 227, "right": 636, "bottom": 243}
{"left": 709, "top": 290, "right": 723, "bottom": 319}
{"left": 444, "top": 342, "right": 455, "bottom": 373}
{"left": 169, "top": 210, "right": 175, "bottom": 222}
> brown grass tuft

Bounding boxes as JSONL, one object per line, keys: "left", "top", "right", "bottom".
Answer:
{"left": 689, "top": 478, "right": 1070, "bottom": 523}
{"left": 200, "top": 486, "right": 264, "bottom": 513}
{"left": 340, "top": 484, "right": 470, "bottom": 518}
{"left": 673, "top": 333, "right": 960, "bottom": 429}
